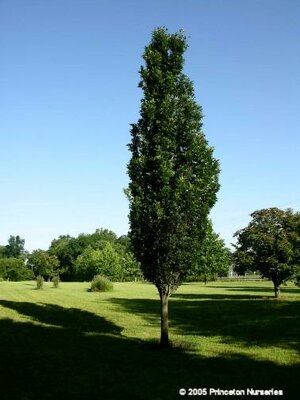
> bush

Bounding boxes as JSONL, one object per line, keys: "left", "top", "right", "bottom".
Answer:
{"left": 36, "top": 275, "right": 44, "bottom": 289}
{"left": 90, "top": 275, "right": 113, "bottom": 292}
{"left": 52, "top": 275, "right": 60, "bottom": 288}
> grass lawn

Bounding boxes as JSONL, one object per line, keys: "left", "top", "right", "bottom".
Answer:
{"left": 0, "top": 280, "right": 299, "bottom": 400}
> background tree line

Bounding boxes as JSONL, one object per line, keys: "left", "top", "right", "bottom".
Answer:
{"left": 1, "top": 209, "right": 299, "bottom": 291}
{"left": 0, "top": 225, "right": 231, "bottom": 283}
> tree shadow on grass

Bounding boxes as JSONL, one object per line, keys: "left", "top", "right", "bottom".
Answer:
{"left": 204, "top": 285, "right": 300, "bottom": 295}
{"left": 175, "top": 293, "right": 264, "bottom": 300}
{"left": 0, "top": 300, "right": 121, "bottom": 335}
{"left": 225, "top": 287, "right": 300, "bottom": 295}
{"left": 0, "top": 315, "right": 299, "bottom": 400}
{"left": 111, "top": 296, "right": 300, "bottom": 352}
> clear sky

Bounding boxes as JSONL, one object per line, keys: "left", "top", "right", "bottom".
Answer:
{"left": 0, "top": 0, "right": 299, "bottom": 251}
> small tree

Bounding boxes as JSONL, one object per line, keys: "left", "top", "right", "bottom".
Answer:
{"left": 28, "top": 250, "right": 59, "bottom": 281}
{"left": 121, "top": 253, "right": 143, "bottom": 282}
{"left": 96, "top": 242, "right": 122, "bottom": 280}
{"left": 52, "top": 275, "right": 60, "bottom": 288}
{"left": 188, "top": 220, "right": 231, "bottom": 283}
{"left": 36, "top": 275, "right": 44, "bottom": 289}
{"left": 75, "top": 243, "right": 122, "bottom": 281}
{"left": 74, "top": 247, "right": 100, "bottom": 281}
{"left": 127, "top": 28, "right": 220, "bottom": 346}
{"left": 233, "top": 208, "right": 300, "bottom": 298}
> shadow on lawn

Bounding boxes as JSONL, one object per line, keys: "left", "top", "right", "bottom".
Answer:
{"left": 204, "top": 285, "right": 300, "bottom": 295}
{"left": 111, "top": 295, "right": 300, "bottom": 352}
{"left": 0, "top": 300, "right": 120, "bottom": 335}
{"left": 0, "top": 304, "right": 299, "bottom": 400}
{"left": 225, "top": 287, "right": 300, "bottom": 295}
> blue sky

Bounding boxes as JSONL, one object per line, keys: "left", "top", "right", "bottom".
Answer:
{"left": 0, "top": 0, "right": 299, "bottom": 251}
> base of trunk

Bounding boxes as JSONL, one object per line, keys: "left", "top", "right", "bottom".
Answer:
{"left": 273, "top": 283, "right": 280, "bottom": 299}
{"left": 160, "top": 291, "right": 170, "bottom": 347}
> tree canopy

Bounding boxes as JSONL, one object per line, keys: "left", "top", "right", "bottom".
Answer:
{"left": 0, "top": 235, "right": 26, "bottom": 259}
{"left": 233, "top": 207, "right": 300, "bottom": 298}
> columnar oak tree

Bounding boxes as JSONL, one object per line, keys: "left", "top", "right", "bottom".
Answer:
{"left": 127, "top": 28, "right": 220, "bottom": 346}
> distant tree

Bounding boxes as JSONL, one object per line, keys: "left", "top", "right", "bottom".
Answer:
{"left": 0, "top": 245, "right": 6, "bottom": 258}
{"left": 117, "top": 235, "right": 132, "bottom": 253}
{"left": 127, "top": 28, "right": 220, "bottom": 346}
{"left": 75, "top": 243, "right": 122, "bottom": 281}
{"left": 3, "top": 236, "right": 25, "bottom": 258}
{"left": 121, "top": 252, "right": 143, "bottom": 282}
{"left": 28, "top": 250, "right": 60, "bottom": 280}
{"left": 49, "top": 229, "right": 121, "bottom": 280}
{"left": 0, "top": 258, "right": 34, "bottom": 281}
{"left": 189, "top": 220, "right": 231, "bottom": 283}
{"left": 74, "top": 247, "right": 100, "bottom": 281}
{"left": 49, "top": 235, "right": 78, "bottom": 280}
{"left": 91, "top": 229, "right": 118, "bottom": 245}
{"left": 233, "top": 208, "right": 300, "bottom": 298}
{"left": 95, "top": 242, "right": 123, "bottom": 281}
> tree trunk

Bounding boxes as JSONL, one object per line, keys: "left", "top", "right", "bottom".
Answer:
{"left": 159, "top": 292, "right": 170, "bottom": 347}
{"left": 273, "top": 282, "right": 280, "bottom": 299}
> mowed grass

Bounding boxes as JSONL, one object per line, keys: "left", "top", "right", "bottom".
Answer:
{"left": 0, "top": 280, "right": 299, "bottom": 400}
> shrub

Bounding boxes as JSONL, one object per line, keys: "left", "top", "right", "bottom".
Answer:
{"left": 90, "top": 275, "right": 113, "bottom": 292}
{"left": 52, "top": 275, "right": 60, "bottom": 288}
{"left": 36, "top": 275, "right": 44, "bottom": 289}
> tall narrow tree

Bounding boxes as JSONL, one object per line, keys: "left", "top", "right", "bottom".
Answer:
{"left": 127, "top": 28, "right": 220, "bottom": 347}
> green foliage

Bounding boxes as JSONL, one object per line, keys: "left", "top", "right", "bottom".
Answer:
{"left": 49, "top": 230, "right": 140, "bottom": 281}
{"left": 0, "top": 235, "right": 26, "bottom": 259}
{"left": 0, "top": 258, "right": 34, "bottom": 281}
{"left": 49, "top": 235, "right": 83, "bottom": 281}
{"left": 36, "top": 275, "right": 44, "bottom": 289}
{"left": 97, "top": 242, "right": 123, "bottom": 281}
{"left": 188, "top": 220, "right": 231, "bottom": 282}
{"left": 52, "top": 275, "right": 60, "bottom": 288}
{"left": 75, "top": 243, "right": 123, "bottom": 281}
{"left": 90, "top": 275, "right": 113, "bottom": 292}
{"left": 117, "top": 235, "right": 132, "bottom": 253}
{"left": 127, "top": 27, "right": 220, "bottom": 295}
{"left": 28, "top": 250, "right": 60, "bottom": 280}
{"left": 121, "top": 252, "right": 144, "bottom": 282}
{"left": 295, "top": 272, "right": 300, "bottom": 287}
{"left": 0, "top": 246, "right": 7, "bottom": 258}
{"left": 233, "top": 208, "right": 300, "bottom": 297}
{"left": 74, "top": 247, "right": 102, "bottom": 281}
{"left": 1, "top": 230, "right": 140, "bottom": 283}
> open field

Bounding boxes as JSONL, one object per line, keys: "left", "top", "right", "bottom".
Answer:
{"left": 0, "top": 280, "right": 299, "bottom": 400}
